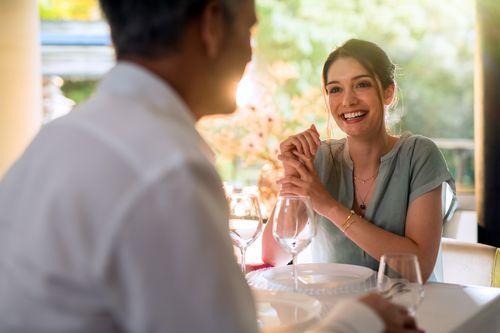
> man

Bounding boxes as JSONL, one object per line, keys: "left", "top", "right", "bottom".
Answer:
{"left": 0, "top": 0, "right": 418, "bottom": 332}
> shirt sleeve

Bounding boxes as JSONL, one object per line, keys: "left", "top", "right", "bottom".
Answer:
{"left": 102, "top": 159, "right": 259, "bottom": 333}
{"left": 308, "top": 299, "right": 385, "bottom": 333}
{"left": 408, "top": 136, "right": 456, "bottom": 205}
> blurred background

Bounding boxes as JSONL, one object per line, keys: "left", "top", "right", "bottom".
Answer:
{"left": 38, "top": 0, "right": 475, "bottom": 200}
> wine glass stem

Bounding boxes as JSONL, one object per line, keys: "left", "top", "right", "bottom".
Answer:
{"left": 240, "top": 247, "right": 247, "bottom": 275}
{"left": 292, "top": 254, "right": 297, "bottom": 292}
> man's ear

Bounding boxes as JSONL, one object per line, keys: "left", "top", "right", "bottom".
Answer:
{"left": 383, "top": 83, "right": 395, "bottom": 106}
{"left": 200, "top": 1, "right": 225, "bottom": 58}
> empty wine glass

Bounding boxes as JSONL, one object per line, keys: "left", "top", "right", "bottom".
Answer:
{"left": 272, "top": 195, "right": 316, "bottom": 291}
{"left": 377, "top": 253, "right": 425, "bottom": 316}
{"left": 228, "top": 193, "right": 264, "bottom": 275}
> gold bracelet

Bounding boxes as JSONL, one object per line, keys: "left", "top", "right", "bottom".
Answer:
{"left": 343, "top": 214, "right": 358, "bottom": 233}
{"left": 340, "top": 210, "right": 355, "bottom": 230}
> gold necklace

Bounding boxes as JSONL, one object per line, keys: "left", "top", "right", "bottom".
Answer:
{"left": 353, "top": 173, "right": 378, "bottom": 184}
{"left": 355, "top": 176, "right": 377, "bottom": 210}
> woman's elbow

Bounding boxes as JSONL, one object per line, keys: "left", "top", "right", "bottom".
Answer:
{"left": 418, "top": 254, "right": 438, "bottom": 283}
{"left": 261, "top": 225, "right": 290, "bottom": 266}
{"left": 421, "top": 267, "right": 432, "bottom": 283}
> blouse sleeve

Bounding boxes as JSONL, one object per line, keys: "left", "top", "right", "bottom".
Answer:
{"left": 408, "top": 136, "right": 456, "bottom": 210}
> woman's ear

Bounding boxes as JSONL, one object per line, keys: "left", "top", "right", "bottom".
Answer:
{"left": 199, "top": 1, "right": 225, "bottom": 58}
{"left": 383, "top": 84, "right": 396, "bottom": 106}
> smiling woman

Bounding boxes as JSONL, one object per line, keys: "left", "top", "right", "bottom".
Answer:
{"left": 324, "top": 56, "right": 393, "bottom": 139}
{"left": 262, "top": 39, "right": 456, "bottom": 282}
{"left": 322, "top": 39, "right": 397, "bottom": 140}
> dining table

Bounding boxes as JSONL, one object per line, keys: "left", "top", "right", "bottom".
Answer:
{"left": 247, "top": 262, "right": 500, "bottom": 333}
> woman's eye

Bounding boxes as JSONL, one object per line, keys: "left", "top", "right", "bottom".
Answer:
{"left": 328, "top": 86, "right": 341, "bottom": 94}
{"left": 356, "top": 81, "right": 372, "bottom": 88}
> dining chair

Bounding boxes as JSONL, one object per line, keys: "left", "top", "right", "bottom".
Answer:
{"left": 441, "top": 237, "right": 500, "bottom": 287}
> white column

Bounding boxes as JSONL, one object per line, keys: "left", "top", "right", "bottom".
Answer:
{"left": 0, "top": 0, "right": 42, "bottom": 178}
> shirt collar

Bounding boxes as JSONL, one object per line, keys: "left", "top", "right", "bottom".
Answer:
{"left": 342, "top": 132, "right": 411, "bottom": 169}
{"left": 97, "top": 61, "right": 216, "bottom": 163}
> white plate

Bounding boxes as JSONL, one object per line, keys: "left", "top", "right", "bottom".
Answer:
{"left": 247, "top": 263, "right": 376, "bottom": 296}
{"left": 253, "top": 290, "right": 321, "bottom": 333}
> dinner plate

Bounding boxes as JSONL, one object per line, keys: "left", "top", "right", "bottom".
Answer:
{"left": 247, "top": 263, "right": 376, "bottom": 296}
{"left": 253, "top": 290, "right": 321, "bottom": 333}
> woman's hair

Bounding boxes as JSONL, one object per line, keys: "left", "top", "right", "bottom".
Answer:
{"left": 322, "top": 39, "right": 396, "bottom": 95}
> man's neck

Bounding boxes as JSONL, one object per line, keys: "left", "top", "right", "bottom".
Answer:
{"left": 121, "top": 55, "right": 208, "bottom": 121}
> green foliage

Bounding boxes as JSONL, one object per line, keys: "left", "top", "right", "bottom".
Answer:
{"left": 61, "top": 80, "right": 97, "bottom": 104}
{"left": 254, "top": 0, "right": 475, "bottom": 139}
{"left": 39, "top": 0, "right": 100, "bottom": 20}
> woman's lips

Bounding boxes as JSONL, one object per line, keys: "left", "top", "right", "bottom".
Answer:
{"left": 341, "top": 110, "right": 368, "bottom": 122}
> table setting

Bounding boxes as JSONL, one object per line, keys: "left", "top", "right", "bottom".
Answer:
{"left": 227, "top": 192, "right": 500, "bottom": 333}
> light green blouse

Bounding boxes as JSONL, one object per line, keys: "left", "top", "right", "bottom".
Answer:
{"left": 307, "top": 133, "right": 456, "bottom": 282}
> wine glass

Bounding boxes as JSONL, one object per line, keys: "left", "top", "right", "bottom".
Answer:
{"left": 377, "top": 253, "right": 425, "bottom": 316}
{"left": 272, "top": 195, "right": 316, "bottom": 291}
{"left": 228, "top": 193, "right": 264, "bottom": 275}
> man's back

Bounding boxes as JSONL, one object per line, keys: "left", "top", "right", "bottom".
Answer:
{"left": 0, "top": 63, "right": 258, "bottom": 333}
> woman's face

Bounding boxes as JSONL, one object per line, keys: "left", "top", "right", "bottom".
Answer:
{"left": 325, "top": 57, "right": 394, "bottom": 139}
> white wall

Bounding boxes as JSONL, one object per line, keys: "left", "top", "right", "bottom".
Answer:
{"left": 0, "top": 0, "right": 42, "bottom": 177}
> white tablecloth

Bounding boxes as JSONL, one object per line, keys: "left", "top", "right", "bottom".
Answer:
{"left": 316, "top": 282, "right": 500, "bottom": 333}
{"left": 416, "top": 283, "right": 500, "bottom": 333}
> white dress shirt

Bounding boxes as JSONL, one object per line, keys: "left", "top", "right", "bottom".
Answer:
{"left": 0, "top": 62, "right": 384, "bottom": 333}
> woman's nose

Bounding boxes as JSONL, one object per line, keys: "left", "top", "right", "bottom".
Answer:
{"left": 342, "top": 88, "right": 358, "bottom": 107}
